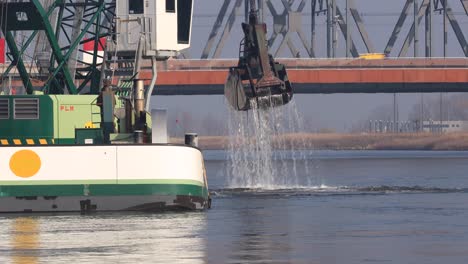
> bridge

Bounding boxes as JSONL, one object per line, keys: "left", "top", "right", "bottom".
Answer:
{"left": 2, "top": 0, "right": 468, "bottom": 97}
{"left": 144, "top": 58, "right": 468, "bottom": 95}
{"left": 141, "top": 0, "right": 468, "bottom": 95}
{"left": 3, "top": 58, "right": 468, "bottom": 95}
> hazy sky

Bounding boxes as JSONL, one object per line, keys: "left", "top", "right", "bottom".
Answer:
{"left": 153, "top": 0, "right": 468, "bottom": 133}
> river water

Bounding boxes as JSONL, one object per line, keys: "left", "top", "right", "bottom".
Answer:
{"left": 1, "top": 150, "right": 468, "bottom": 263}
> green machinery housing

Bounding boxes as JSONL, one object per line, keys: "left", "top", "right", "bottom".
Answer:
{"left": 0, "top": 95, "right": 100, "bottom": 145}
{"left": 0, "top": 94, "right": 150, "bottom": 145}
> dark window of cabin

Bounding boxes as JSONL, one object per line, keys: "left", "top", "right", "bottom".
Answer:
{"left": 177, "top": 0, "right": 192, "bottom": 44}
{"left": 129, "top": 0, "right": 144, "bottom": 14}
{"left": 166, "top": 0, "right": 176, "bottom": 13}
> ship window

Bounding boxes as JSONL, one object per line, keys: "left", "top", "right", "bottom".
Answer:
{"left": 166, "top": 0, "right": 176, "bottom": 13}
{"left": 14, "top": 98, "right": 39, "bottom": 120}
{"left": 129, "top": 0, "right": 144, "bottom": 14}
{"left": 0, "top": 98, "right": 9, "bottom": 119}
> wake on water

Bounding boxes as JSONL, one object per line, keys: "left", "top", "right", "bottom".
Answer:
{"left": 210, "top": 185, "right": 468, "bottom": 197}
{"left": 226, "top": 99, "right": 318, "bottom": 189}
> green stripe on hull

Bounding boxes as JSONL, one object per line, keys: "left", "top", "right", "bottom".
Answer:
{"left": 0, "top": 184, "right": 208, "bottom": 198}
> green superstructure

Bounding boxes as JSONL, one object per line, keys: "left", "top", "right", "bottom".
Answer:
{"left": 0, "top": 95, "right": 102, "bottom": 145}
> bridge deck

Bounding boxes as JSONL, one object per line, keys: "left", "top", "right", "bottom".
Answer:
{"left": 149, "top": 58, "right": 468, "bottom": 95}
{"left": 2, "top": 58, "right": 468, "bottom": 95}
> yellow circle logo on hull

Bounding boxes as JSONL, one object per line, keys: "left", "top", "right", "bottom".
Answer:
{"left": 9, "top": 150, "right": 42, "bottom": 178}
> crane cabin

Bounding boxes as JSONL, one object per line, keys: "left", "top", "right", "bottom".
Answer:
{"left": 113, "top": 0, "right": 194, "bottom": 59}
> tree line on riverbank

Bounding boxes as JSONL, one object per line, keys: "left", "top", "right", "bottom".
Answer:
{"left": 173, "top": 132, "right": 468, "bottom": 151}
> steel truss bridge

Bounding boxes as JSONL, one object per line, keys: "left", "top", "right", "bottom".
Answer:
{"left": 201, "top": 0, "right": 468, "bottom": 59}
{"left": 1, "top": 0, "right": 468, "bottom": 96}
{"left": 159, "top": 0, "right": 468, "bottom": 95}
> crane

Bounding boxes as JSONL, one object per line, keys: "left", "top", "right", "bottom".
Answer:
{"left": 0, "top": 0, "right": 116, "bottom": 95}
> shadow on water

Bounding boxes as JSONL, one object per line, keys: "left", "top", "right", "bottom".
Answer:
{"left": 226, "top": 205, "right": 293, "bottom": 263}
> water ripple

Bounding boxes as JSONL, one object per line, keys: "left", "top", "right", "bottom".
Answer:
{"left": 210, "top": 185, "right": 468, "bottom": 197}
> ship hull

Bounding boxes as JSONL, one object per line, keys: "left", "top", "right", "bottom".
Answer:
{"left": 0, "top": 144, "right": 210, "bottom": 213}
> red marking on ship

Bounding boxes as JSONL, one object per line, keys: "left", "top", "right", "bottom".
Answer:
{"left": 60, "top": 105, "right": 75, "bottom": 112}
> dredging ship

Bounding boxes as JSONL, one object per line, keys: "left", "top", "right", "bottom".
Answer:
{"left": 0, "top": 0, "right": 210, "bottom": 212}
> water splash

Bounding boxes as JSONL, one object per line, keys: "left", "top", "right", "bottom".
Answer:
{"left": 226, "top": 99, "right": 315, "bottom": 189}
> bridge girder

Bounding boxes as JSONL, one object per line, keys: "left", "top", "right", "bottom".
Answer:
{"left": 202, "top": 0, "right": 468, "bottom": 59}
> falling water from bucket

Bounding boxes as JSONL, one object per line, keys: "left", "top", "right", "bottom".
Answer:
{"left": 226, "top": 99, "right": 315, "bottom": 189}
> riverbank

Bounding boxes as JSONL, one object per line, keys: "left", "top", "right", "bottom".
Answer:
{"left": 172, "top": 132, "right": 468, "bottom": 150}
